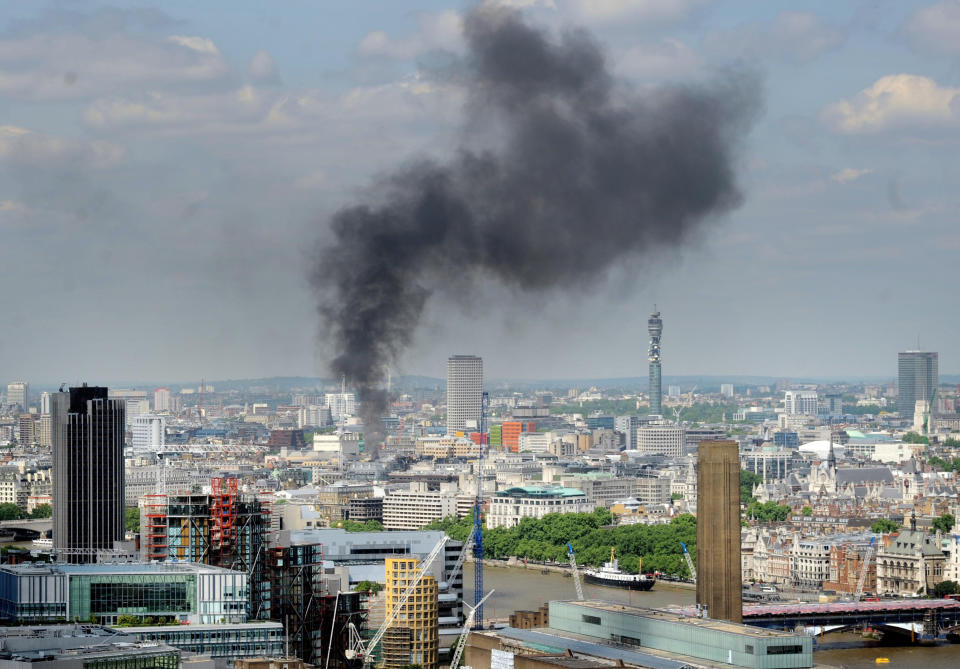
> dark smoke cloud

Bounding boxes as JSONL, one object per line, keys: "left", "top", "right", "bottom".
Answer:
{"left": 311, "top": 6, "right": 760, "bottom": 450}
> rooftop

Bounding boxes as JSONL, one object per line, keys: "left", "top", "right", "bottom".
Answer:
{"left": 0, "top": 561, "right": 242, "bottom": 576}
{"left": 497, "top": 486, "right": 586, "bottom": 498}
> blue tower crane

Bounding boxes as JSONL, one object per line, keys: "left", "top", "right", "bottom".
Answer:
{"left": 473, "top": 391, "right": 489, "bottom": 629}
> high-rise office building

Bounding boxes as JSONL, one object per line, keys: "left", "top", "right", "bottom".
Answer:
{"left": 39, "top": 391, "right": 51, "bottom": 415}
{"left": 131, "top": 414, "right": 166, "bottom": 452}
{"left": 648, "top": 310, "right": 662, "bottom": 416}
{"left": 784, "top": 390, "right": 818, "bottom": 416}
{"left": 6, "top": 382, "right": 28, "bottom": 412}
{"left": 153, "top": 387, "right": 171, "bottom": 412}
{"left": 696, "top": 440, "right": 742, "bottom": 623}
{"left": 446, "top": 355, "right": 483, "bottom": 435}
{"left": 52, "top": 385, "right": 125, "bottom": 562}
{"left": 898, "top": 351, "right": 938, "bottom": 417}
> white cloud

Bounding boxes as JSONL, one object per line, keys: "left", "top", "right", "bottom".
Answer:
{"left": 822, "top": 74, "right": 960, "bottom": 133}
{"left": 830, "top": 167, "right": 873, "bottom": 184}
{"left": 704, "top": 11, "right": 844, "bottom": 64}
{"left": 0, "top": 30, "right": 228, "bottom": 100}
{"left": 357, "top": 10, "right": 463, "bottom": 60}
{"left": 566, "top": 0, "right": 708, "bottom": 24}
{"left": 902, "top": 1, "right": 960, "bottom": 55}
{"left": 0, "top": 125, "right": 124, "bottom": 167}
{"left": 248, "top": 50, "right": 281, "bottom": 83}
{"left": 167, "top": 35, "right": 220, "bottom": 55}
{"left": 615, "top": 38, "right": 701, "bottom": 80}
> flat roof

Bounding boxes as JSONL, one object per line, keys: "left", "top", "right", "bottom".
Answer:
{"left": 1, "top": 562, "right": 242, "bottom": 576}
{"left": 562, "top": 600, "right": 800, "bottom": 639}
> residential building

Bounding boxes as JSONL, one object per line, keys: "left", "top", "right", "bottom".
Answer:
{"left": 108, "top": 389, "right": 149, "bottom": 424}
{"left": 446, "top": 355, "right": 483, "bottom": 435}
{"left": 636, "top": 423, "right": 684, "bottom": 457}
{"left": 720, "top": 383, "right": 734, "bottom": 398}
{"left": 52, "top": 385, "right": 125, "bottom": 562}
{"left": 0, "top": 562, "right": 248, "bottom": 625}
{"left": 487, "top": 486, "right": 590, "bottom": 529}
{"left": 560, "top": 473, "right": 634, "bottom": 507}
{"left": 383, "top": 557, "right": 439, "bottom": 669}
{"left": 898, "top": 351, "right": 938, "bottom": 417}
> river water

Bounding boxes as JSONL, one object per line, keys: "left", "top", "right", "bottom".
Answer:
{"left": 465, "top": 564, "right": 960, "bottom": 667}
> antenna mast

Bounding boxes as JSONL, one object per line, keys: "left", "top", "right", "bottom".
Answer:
{"left": 473, "top": 391, "right": 489, "bottom": 629}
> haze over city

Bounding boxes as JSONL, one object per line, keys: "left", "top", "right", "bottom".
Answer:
{"left": 1, "top": 1, "right": 958, "bottom": 384}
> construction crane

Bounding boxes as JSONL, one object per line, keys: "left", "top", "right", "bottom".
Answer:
{"left": 449, "top": 590, "right": 495, "bottom": 669}
{"left": 473, "top": 391, "right": 489, "bottom": 629}
{"left": 566, "top": 543, "right": 584, "bottom": 601}
{"left": 854, "top": 537, "right": 877, "bottom": 601}
{"left": 352, "top": 535, "right": 448, "bottom": 669}
{"left": 680, "top": 542, "right": 696, "bottom": 582}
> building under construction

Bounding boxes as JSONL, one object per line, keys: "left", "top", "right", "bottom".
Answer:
{"left": 141, "top": 477, "right": 272, "bottom": 618}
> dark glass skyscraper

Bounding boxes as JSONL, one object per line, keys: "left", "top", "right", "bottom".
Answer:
{"left": 52, "top": 385, "right": 126, "bottom": 562}
{"left": 897, "top": 351, "right": 938, "bottom": 417}
{"left": 648, "top": 309, "right": 663, "bottom": 416}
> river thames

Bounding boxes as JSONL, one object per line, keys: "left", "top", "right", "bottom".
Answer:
{"left": 465, "top": 563, "right": 960, "bottom": 667}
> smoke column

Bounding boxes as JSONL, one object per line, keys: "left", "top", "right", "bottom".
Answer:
{"left": 312, "top": 6, "right": 760, "bottom": 450}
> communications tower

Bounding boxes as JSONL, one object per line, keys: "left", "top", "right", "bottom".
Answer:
{"left": 648, "top": 309, "right": 663, "bottom": 417}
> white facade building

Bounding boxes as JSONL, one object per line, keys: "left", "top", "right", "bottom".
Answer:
{"left": 382, "top": 482, "right": 458, "bottom": 530}
{"left": 325, "top": 393, "right": 356, "bottom": 422}
{"left": 784, "top": 391, "right": 818, "bottom": 416}
{"left": 636, "top": 423, "right": 685, "bottom": 458}
{"left": 131, "top": 415, "right": 165, "bottom": 453}
{"left": 486, "top": 486, "right": 590, "bottom": 529}
{"left": 446, "top": 355, "right": 483, "bottom": 435}
{"left": 720, "top": 384, "right": 734, "bottom": 398}
{"left": 39, "top": 392, "right": 51, "bottom": 415}
{"left": 153, "top": 387, "right": 171, "bottom": 412}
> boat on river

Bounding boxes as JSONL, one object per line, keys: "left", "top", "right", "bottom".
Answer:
{"left": 583, "top": 548, "right": 656, "bottom": 591}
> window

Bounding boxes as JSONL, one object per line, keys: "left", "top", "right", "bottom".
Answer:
{"left": 744, "top": 645, "right": 754, "bottom": 655}
{"left": 766, "top": 645, "right": 803, "bottom": 655}
{"left": 582, "top": 615, "right": 601, "bottom": 625}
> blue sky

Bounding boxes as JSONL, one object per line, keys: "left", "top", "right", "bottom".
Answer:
{"left": 1, "top": 0, "right": 958, "bottom": 384}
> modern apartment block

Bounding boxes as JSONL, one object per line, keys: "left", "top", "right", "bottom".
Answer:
{"left": 383, "top": 557, "right": 439, "bottom": 669}
{"left": 51, "top": 385, "right": 125, "bottom": 562}
{"left": 446, "top": 355, "right": 483, "bottom": 435}
{"left": 898, "top": 351, "right": 938, "bottom": 417}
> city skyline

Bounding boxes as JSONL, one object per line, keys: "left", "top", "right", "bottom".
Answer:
{"left": 2, "top": 2, "right": 960, "bottom": 381}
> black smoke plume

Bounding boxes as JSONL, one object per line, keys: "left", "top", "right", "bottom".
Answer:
{"left": 312, "top": 6, "right": 760, "bottom": 451}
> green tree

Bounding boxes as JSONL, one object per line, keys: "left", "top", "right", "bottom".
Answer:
{"left": 740, "top": 469, "right": 762, "bottom": 505}
{"left": 125, "top": 507, "right": 140, "bottom": 532}
{"left": 932, "top": 513, "right": 956, "bottom": 534}
{"left": 744, "top": 501, "right": 791, "bottom": 522}
{"left": 29, "top": 504, "right": 52, "bottom": 519}
{"left": 671, "top": 493, "right": 684, "bottom": 501}
{"left": 353, "top": 580, "right": 383, "bottom": 595}
{"left": 0, "top": 503, "right": 23, "bottom": 521}
{"left": 902, "top": 432, "right": 929, "bottom": 444}
{"left": 801, "top": 506, "right": 813, "bottom": 517}
{"left": 871, "top": 518, "right": 899, "bottom": 534}
{"left": 934, "top": 580, "right": 960, "bottom": 597}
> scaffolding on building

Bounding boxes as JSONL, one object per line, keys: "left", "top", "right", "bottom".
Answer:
{"left": 142, "top": 494, "right": 169, "bottom": 562}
